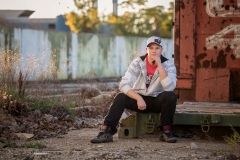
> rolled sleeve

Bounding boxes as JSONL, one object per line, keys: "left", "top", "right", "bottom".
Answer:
{"left": 160, "top": 61, "right": 177, "bottom": 91}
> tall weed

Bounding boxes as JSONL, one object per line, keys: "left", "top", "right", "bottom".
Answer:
{"left": 223, "top": 126, "right": 240, "bottom": 157}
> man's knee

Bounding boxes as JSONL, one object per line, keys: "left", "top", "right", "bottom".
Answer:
{"left": 113, "top": 92, "right": 126, "bottom": 103}
{"left": 160, "top": 91, "right": 177, "bottom": 102}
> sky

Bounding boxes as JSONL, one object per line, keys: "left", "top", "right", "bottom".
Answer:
{"left": 0, "top": 0, "right": 173, "bottom": 18}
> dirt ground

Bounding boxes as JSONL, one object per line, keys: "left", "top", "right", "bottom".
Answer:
{"left": 0, "top": 126, "right": 236, "bottom": 160}
{"left": 0, "top": 82, "right": 239, "bottom": 160}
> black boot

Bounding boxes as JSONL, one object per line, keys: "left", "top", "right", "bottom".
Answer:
{"left": 159, "top": 125, "right": 177, "bottom": 143}
{"left": 91, "top": 125, "right": 114, "bottom": 143}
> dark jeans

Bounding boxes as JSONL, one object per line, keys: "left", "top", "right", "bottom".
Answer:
{"left": 104, "top": 91, "right": 177, "bottom": 134}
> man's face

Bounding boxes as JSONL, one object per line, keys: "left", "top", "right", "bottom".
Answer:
{"left": 146, "top": 43, "right": 163, "bottom": 59}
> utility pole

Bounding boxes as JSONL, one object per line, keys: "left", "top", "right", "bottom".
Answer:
{"left": 112, "top": 0, "right": 118, "bottom": 16}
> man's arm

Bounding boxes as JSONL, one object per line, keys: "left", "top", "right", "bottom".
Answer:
{"left": 152, "top": 56, "right": 177, "bottom": 91}
{"left": 157, "top": 62, "right": 167, "bottom": 81}
{"left": 119, "top": 58, "right": 146, "bottom": 110}
{"left": 159, "top": 61, "right": 177, "bottom": 91}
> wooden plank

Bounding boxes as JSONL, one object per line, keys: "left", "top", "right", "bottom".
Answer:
{"left": 176, "top": 102, "right": 240, "bottom": 114}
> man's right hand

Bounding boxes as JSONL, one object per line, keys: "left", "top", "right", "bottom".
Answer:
{"left": 136, "top": 97, "right": 147, "bottom": 110}
{"left": 126, "top": 89, "right": 146, "bottom": 110}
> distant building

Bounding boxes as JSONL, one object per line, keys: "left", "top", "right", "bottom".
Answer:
{"left": 0, "top": 0, "right": 118, "bottom": 34}
{"left": 0, "top": 10, "right": 70, "bottom": 31}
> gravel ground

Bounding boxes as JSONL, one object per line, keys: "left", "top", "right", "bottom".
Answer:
{"left": 0, "top": 128, "right": 235, "bottom": 160}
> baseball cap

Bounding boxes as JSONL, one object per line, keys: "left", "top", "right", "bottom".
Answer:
{"left": 146, "top": 36, "right": 162, "bottom": 47}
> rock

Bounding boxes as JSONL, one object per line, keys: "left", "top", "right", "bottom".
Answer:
{"left": 84, "top": 99, "right": 92, "bottom": 104}
{"left": 190, "top": 142, "right": 198, "bottom": 149}
{"left": 45, "top": 115, "right": 54, "bottom": 122}
{"left": 34, "top": 152, "right": 48, "bottom": 156}
{"left": 92, "top": 94, "right": 111, "bottom": 101}
{"left": 32, "top": 110, "right": 42, "bottom": 117}
{"left": 43, "top": 114, "right": 54, "bottom": 123}
{"left": 0, "top": 142, "right": 5, "bottom": 148}
{"left": 80, "top": 87, "right": 101, "bottom": 99}
{"left": 15, "top": 133, "right": 34, "bottom": 140}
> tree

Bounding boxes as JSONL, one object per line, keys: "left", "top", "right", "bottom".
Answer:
{"left": 107, "top": 2, "right": 174, "bottom": 38}
{"left": 65, "top": 0, "right": 174, "bottom": 38}
{"left": 119, "top": 0, "right": 147, "bottom": 9}
{"left": 65, "top": 0, "right": 100, "bottom": 33}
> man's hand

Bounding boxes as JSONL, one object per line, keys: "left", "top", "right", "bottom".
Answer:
{"left": 126, "top": 90, "right": 146, "bottom": 110}
{"left": 136, "top": 97, "right": 146, "bottom": 110}
{"left": 151, "top": 55, "right": 161, "bottom": 66}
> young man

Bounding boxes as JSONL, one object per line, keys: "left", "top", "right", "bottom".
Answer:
{"left": 91, "top": 36, "right": 177, "bottom": 143}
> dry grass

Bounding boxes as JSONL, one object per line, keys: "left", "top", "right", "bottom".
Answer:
{"left": 0, "top": 49, "right": 117, "bottom": 118}
{"left": 223, "top": 126, "right": 240, "bottom": 157}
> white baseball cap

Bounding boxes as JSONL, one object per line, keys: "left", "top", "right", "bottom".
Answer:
{"left": 147, "top": 36, "right": 162, "bottom": 47}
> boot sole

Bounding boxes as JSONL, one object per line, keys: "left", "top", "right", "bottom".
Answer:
{"left": 160, "top": 138, "right": 177, "bottom": 143}
{"left": 90, "top": 139, "right": 113, "bottom": 143}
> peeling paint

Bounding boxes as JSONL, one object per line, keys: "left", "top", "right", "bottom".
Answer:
{"left": 206, "top": 24, "right": 240, "bottom": 58}
{"left": 208, "top": 91, "right": 212, "bottom": 98}
{"left": 180, "top": 1, "right": 186, "bottom": 9}
{"left": 225, "top": 5, "right": 230, "bottom": 10}
{"left": 217, "top": 50, "right": 227, "bottom": 68}
{"left": 175, "top": 28, "right": 180, "bottom": 40}
{"left": 210, "top": 59, "right": 217, "bottom": 68}
{"left": 202, "top": 60, "right": 210, "bottom": 68}
{"left": 231, "top": 54, "right": 236, "bottom": 60}
{"left": 175, "top": 0, "right": 180, "bottom": 12}
{"left": 225, "top": 45, "right": 231, "bottom": 52}
{"left": 196, "top": 53, "right": 207, "bottom": 68}
{"left": 206, "top": 0, "right": 240, "bottom": 17}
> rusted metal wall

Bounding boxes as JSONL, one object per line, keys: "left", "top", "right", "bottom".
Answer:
{"left": 175, "top": 0, "right": 240, "bottom": 102}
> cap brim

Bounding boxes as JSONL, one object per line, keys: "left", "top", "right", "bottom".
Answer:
{"left": 147, "top": 42, "right": 161, "bottom": 47}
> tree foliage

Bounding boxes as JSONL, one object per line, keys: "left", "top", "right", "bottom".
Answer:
{"left": 119, "top": 0, "right": 147, "bottom": 9}
{"left": 108, "top": 2, "right": 174, "bottom": 38}
{"left": 65, "top": 0, "right": 174, "bottom": 38}
{"left": 65, "top": 0, "right": 100, "bottom": 33}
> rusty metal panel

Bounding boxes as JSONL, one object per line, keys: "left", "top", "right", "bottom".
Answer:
{"left": 196, "top": 68, "right": 230, "bottom": 102}
{"left": 175, "top": 0, "right": 240, "bottom": 102}
{"left": 178, "top": 0, "right": 196, "bottom": 76}
{"left": 176, "top": 76, "right": 193, "bottom": 89}
{"left": 194, "top": 0, "right": 240, "bottom": 102}
{"left": 174, "top": 0, "right": 180, "bottom": 75}
{"left": 174, "top": 0, "right": 196, "bottom": 102}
